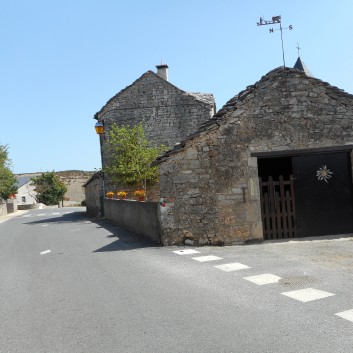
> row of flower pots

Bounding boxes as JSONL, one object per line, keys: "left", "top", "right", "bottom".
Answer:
{"left": 106, "top": 190, "right": 145, "bottom": 201}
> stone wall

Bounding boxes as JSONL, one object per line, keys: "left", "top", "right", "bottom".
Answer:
{"left": 104, "top": 198, "right": 161, "bottom": 243}
{"left": 0, "top": 202, "right": 6, "bottom": 217}
{"left": 96, "top": 71, "right": 215, "bottom": 149}
{"left": 158, "top": 68, "right": 353, "bottom": 245}
{"left": 58, "top": 171, "right": 94, "bottom": 204}
{"left": 96, "top": 71, "right": 215, "bottom": 200}
{"left": 84, "top": 172, "right": 103, "bottom": 217}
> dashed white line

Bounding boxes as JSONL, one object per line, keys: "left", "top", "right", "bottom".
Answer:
{"left": 40, "top": 250, "right": 51, "bottom": 255}
{"left": 215, "top": 262, "right": 251, "bottom": 272}
{"left": 192, "top": 255, "right": 223, "bottom": 262}
{"left": 173, "top": 249, "right": 201, "bottom": 255}
{"left": 281, "top": 288, "right": 335, "bottom": 302}
{"left": 335, "top": 309, "right": 353, "bottom": 323}
{"left": 244, "top": 273, "right": 281, "bottom": 285}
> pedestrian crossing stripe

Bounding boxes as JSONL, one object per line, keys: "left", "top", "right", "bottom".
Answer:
{"left": 281, "top": 288, "right": 335, "bottom": 302}
{"left": 215, "top": 262, "right": 250, "bottom": 272}
{"left": 335, "top": 309, "right": 353, "bottom": 323}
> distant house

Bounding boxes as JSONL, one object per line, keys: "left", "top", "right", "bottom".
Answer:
{"left": 85, "top": 64, "right": 216, "bottom": 216}
{"left": 14, "top": 171, "right": 93, "bottom": 208}
{"left": 15, "top": 176, "right": 37, "bottom": 206}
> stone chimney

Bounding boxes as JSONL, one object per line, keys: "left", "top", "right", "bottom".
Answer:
{"left": 156, "top": 63, "right": 169, "bottom": 81}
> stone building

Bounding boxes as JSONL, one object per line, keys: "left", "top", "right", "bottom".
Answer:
{"left": 85, "top": 64, "right": 216, "bottom": 214}
{"left": 155, "top": 64, "right": 353, "bottom": 245}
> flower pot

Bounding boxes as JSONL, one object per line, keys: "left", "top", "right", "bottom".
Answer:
{"left": 138, "top": 196, "right": 145, "bottom": 202}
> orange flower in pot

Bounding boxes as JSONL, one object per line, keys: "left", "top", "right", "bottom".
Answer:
{"left": 106, "top": 191, "right": 114, "bottom": 199}
{"left": 133, "top": 189, "right": 145, "bottom": 201}
{"left": 117, "top": 191, "right": 128, "bottom": 199}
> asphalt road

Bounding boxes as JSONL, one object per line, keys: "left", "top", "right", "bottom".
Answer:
{"left": 1, "top": 208, "right": 353, "bottom": 353}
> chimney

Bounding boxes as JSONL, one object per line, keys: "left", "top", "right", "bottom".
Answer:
{"left": 156, "top": 63, "right": 169, "bottom": 81}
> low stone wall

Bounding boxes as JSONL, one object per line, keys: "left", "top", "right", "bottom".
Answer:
{"left": 0, "top": 203, "right": 7, "bottom": 217}
{"left": 17, "top": 204, "right": 38, "bottom": 210}
{"left": 104, "top": 198, "right": 161, "bottom": 243}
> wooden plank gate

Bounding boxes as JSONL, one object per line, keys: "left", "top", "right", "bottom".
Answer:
{"left": 259, "top": 175, "right": 297, "bottom": 240}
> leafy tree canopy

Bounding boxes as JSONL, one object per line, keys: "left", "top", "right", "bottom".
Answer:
{"left": 31, "top": 172, "right": 67, "bottom": 205}
{"left": 0, "top": 145, "right": 17, "bottom": 200}
{"left": 104, "top": 123, "right": 167, "bottom": 189}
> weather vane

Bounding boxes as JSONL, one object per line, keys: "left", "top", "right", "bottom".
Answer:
{"left": 257, "top": 15, "right": 293, "bottom": 67}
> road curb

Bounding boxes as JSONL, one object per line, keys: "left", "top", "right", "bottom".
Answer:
{"left": 0, "top": 210, "right": 29, "bottom": 224}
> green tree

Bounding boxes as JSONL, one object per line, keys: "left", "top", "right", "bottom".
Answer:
{"left": 104, "top": 123, "right": 166, "bottom": 196}
{"left": 0, "top": 145, "right": 17, "bottom": 200}
{"left": 31, "top": 172, "right": 67, "bottom": 205}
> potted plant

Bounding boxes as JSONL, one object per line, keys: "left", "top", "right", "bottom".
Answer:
{"left": 117, "top": 191, "right": 128, "bottom": 200}
{"left": 106, "top": 191, "right": 114, "bottom": 199}
{"left": 133, "top": 189, "right": 145, "bottom": 201}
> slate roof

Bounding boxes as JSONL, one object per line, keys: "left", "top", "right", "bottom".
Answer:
{"left": 293, "top": 57, "right": 313, "bottom": 77}
{"left": 153, "top": 66, "right": 353, "bottom": 165}
{"left": 16, "top": 176, "right": 33, "bottom": 188}
{"left": 94, "top": 70, "right": 215, "bottom": 120}
{"left": 185, "top": 92, "right": 215, "bottom": 106}
{"left": 82, "top": 171, "right": 103, "bottom": 187}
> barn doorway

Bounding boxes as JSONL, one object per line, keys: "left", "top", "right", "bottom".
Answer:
{"left": 258, "top": 157, "right": 297, "bottom": 240}
{"left": 255, "top": 148, "right": 353, "bottom": 240}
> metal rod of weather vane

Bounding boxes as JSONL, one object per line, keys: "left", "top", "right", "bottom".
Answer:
{"left": 279, "top": 21, "right": 286, "bottom": 67}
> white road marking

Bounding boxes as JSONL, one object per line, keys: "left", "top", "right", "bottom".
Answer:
{"left": 244, "top": 273, "right": 281, "bottom": 285}
{"left": 40, "top": 250, "right": 51, "bottom": 255}
{"left": 51, "top": 212, "right": 60, "bottom": 215}
{"left": 173, "top": 249, "right": 201, "bottom": 255}
{"left": 335, "top": 309, "right": 353, "bottom": 323}
{"left": 69, "top": 229, "right": 81, "bottom": 232}
{"left": 22, "top": 215, "right": 32, "bottom": 218}
{"left": 281, "top": 288, "right": 335, "bottom": 302}
{"left": 192, "top": 255, "right": 223, "bottom": 262}
{"left": 215, "top": 262, "right": 251, "bottom": 272}
{"left": 41, "top": 224, "right": 48, "bottom": 227}
{"left": 37, "top": 213, "right": 46, "bottom": 216}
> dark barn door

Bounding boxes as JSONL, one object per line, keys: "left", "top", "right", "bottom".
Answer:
{"left": 292, "top": 152, "right": 353, "bottom": 237}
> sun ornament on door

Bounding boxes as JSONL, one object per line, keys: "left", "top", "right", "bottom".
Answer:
{"left": 316, "top": 165, "right": 333, "bottom": 183}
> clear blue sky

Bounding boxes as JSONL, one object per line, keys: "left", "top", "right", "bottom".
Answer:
{"left": 1, "top": 0, "right": 352, "bottom": 174}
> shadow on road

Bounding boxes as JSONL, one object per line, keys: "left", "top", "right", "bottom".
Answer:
{"left": 24, "top": 210, "right": 161, "bottom": 251}
{"left": 23, "top": 211, "right": 88, "bottom": 225}
{"left": 91, "top": 217, "right": 160, "bottom": 252}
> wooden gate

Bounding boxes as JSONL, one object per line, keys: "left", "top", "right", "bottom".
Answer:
{"left": 259, "top": 175, "right": 297, "bottom": 240}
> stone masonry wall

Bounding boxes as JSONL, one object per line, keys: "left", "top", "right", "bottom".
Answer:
{"left": 96, "top": 71, "right": 215, "bottom": 200}
{"left": 158, "top": 68, "right": 353, "bottom": 245}
{"left": 0, "top": 201, "right": 7, "bottom": 217}
{"left": 84, "top": 173, "right": 103, "bottom": 217}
